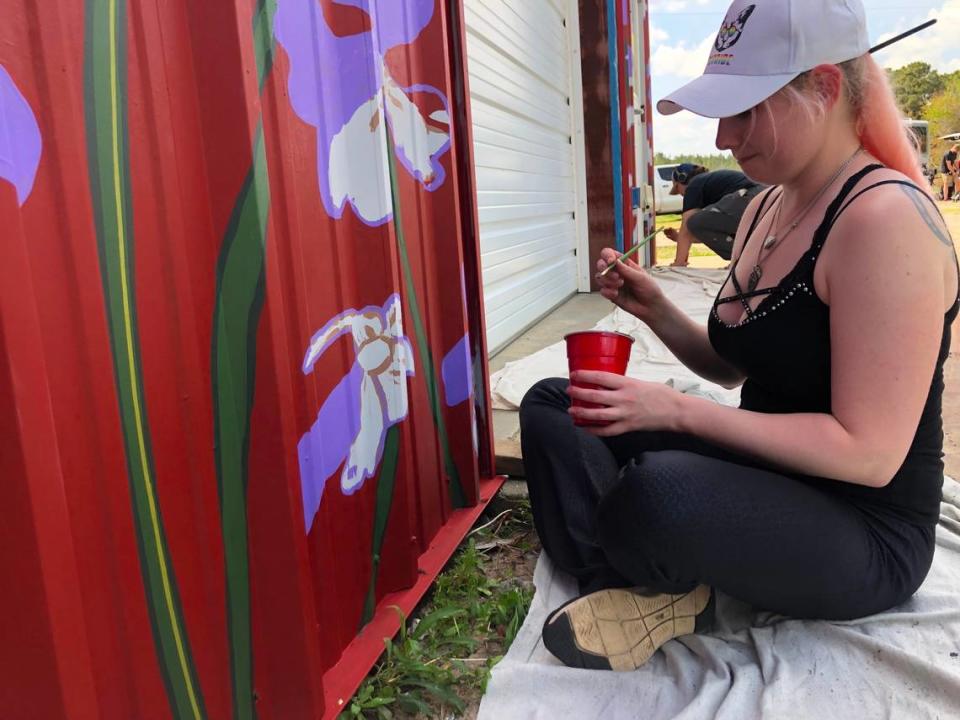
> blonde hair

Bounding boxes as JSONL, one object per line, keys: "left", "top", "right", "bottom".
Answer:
{"left": 748, "top": 54, "right": 928, "bottom": 192}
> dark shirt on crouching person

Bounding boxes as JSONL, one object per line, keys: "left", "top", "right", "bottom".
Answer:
{"left": 682, "top": 170, "right": 760, "bottom": 213}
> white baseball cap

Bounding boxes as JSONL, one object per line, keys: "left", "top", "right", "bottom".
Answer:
{"left": 657, "top": 0, "right": 870, "bottom": 118}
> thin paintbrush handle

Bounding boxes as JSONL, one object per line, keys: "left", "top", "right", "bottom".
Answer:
{"left": 869, "top": 19, "right": 936, "bottom": 54}
{"left": 598, "top": 227, "right": 662, "bottom": 276}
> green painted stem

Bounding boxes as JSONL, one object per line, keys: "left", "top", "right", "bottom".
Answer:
{"left": 253, "top": 0, "right": 278, "bottom": 93}
{"left": 85, "top": 0, "right": 207, "bottom": 717}
{"left": 211, "top": 126, "right": 269, "bottom": 720}
{"left": 361, "top": 425, "right": 402, "bottom": 626}
{"left": 208, "top": 5, "right": 277, "bottom": 718}
{"left": 384, "top": 131, "right": 467, "bottom": 509}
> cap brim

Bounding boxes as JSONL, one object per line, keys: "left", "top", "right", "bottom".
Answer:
{"left": 657, "top": 72, "right": 800, "bottom": 118}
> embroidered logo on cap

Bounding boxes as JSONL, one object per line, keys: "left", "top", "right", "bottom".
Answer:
{"left": 714, "top": 5, "right": 756, "bottom": 51}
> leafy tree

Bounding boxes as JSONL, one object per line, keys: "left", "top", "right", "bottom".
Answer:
{"left": 887, "top": 62, "right": 944, "bottom": 118}
{"left": 924, "top": 74, "right": 960, "bottom": 164}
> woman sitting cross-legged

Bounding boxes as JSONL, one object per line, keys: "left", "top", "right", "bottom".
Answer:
{"left": 520, "top": 0, "right": 957, "bottom": 671}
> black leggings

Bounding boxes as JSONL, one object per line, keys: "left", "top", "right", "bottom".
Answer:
{"left": 686, "top": 186, "right": 764, "bottom": 260}
{"left": 519, "top": 378, "right": 936, "bottom": 620}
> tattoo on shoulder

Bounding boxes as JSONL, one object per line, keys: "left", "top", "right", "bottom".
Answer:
{"left": 898, "top": 184, "right": 953, "bottom": 248}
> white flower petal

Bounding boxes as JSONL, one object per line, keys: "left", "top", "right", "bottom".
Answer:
{"left": 385, "top": 295, "right": 404, "bottom": 338}
{"left": 328, "top": 94, "right": 392, "bottom": 224}
{"left": 341, "top": 374, "right": 386, "bottom": 494}
{"left": 396, "top": 336, "right": 415, "bottom": 376}
{"left": 351, "top": 310, "right": 385, "bottom": 349}
{"left": 303, "top": 315, "right": 353, "bottom": 374}
{"left": 382, "top": 78, "right": 448, "bottom": 183}
{"left": 376, "top": 348, "right": 410, "bottom": 424}
{"left": 356, "top": 336, "right": 391, "bottom": 374}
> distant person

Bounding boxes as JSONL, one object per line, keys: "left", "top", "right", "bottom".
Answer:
{"left": 664, "top": 164, "right": 765, "bottom": 265}
{"left": 940, "top": 145, "right": 957, "bottom": 200}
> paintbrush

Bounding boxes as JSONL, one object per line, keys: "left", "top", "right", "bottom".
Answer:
{"left": 868, "top": 19, "right": 937, "bottom": 54}
{"left": 597, "top": 227, "right": 664, "bottom": 277}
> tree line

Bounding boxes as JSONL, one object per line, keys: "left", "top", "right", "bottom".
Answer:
{"left": 888, "top": 62, "right": 960, "bottom": 165}
{"left": 653, "top": 152, "right": 742, "bottom": 171}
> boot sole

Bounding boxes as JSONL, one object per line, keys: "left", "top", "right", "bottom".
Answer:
{"left": 542, "top": 586, "right": 712, "bottom": 671}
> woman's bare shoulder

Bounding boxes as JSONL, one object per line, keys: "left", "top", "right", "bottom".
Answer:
{"left": 823, "top": 168, "right": 956, "bottom": 308}
{"left": 832, "top": 168, "right": 949, "bottom": 250}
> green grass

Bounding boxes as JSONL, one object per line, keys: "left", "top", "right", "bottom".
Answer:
{"left": 656, "top": 213, "right": 682, "bottom": 225}
{"left": 342, "top": 501, "right": 537, "bottom": 719}
{"left": 653, "top": 213, "right": 718, "bottom": 264}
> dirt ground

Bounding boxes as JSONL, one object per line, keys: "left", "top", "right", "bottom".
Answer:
{"left": 937, "top": 202, "right": 960, "bottom": 478}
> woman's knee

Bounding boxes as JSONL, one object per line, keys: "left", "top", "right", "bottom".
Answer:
{"left": 519, "top": 377, "right": 570, "bottom": 426}
{"left": 596, "top": 451, "right": 710, "bottom": 553}
{"left": 593, "top": 451, "right": 710, "bottom": 589}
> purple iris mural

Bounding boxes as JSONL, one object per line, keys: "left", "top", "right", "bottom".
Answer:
{"left": 441, "top": 334, "right": 472, "bottom": 408}
{"left": 442, "top": 331, "right": 478, "bottom": 454}
{"left": 274, "top": 0, "right": 451, "bottom": 227}
{"left": 0, "top": 64, "right": 42, "bottom": 206}
{"left": 298, "top": 294, "right": 415, "bottom": 529}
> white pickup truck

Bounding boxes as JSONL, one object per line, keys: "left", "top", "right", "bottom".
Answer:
{"left": 653, "top": 164, "right": 684, "bottom": 214}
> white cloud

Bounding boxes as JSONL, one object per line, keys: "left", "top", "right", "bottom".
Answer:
{"left": 647, "top": 8, "right": 724, "bottom": 155}
{"left": 657, "top": 1, "right": 689, "bottom": 11}
{"left": 651, "top": 111, "right": 720, "bottom": 157}
{"left": 871, "top": 0, "right": 960, "bottom": 73}
{"left": 649, "top": 23, "right": 670, "bottom": 43}
{"left": 650, "top": 32, "right": 715, "bottom": 81}
{"left": 650, "top": 0, "right": 716, "bottom": 11}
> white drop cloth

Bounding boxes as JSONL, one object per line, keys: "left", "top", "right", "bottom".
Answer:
{"left": 479, "top": 483, "right": 960, "bottom": 719}
{"left": 489, "top": 268, "right": 741, "bottom": 411}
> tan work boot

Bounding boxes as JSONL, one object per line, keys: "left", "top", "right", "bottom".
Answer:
{"left": 542, "top": 585, "right": 713, "bottom": 671}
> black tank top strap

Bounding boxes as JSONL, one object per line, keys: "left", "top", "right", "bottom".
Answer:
{"left": 808, "top": 163, "right": 885, "bottom": 261}
{"left": 829, "top": 178, "right": 960, "bottom": 310}
{"left": 806, "top": 166, "right": 960, "bottom": 310}
{"left": 829, "top": 179, "right": 943, "bottom": 233}
{"left": 725, "top": 186, "right": 781, "bottom": 316}
{"left": 715, "top": 286, "right": 778, "bottom": 307}
{"left": 738, "top": 185, "right": 780, "bottom": 251}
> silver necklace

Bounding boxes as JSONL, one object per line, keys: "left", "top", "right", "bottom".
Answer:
{"left": 748, "top": 147, "right": 863, "bottom": 292}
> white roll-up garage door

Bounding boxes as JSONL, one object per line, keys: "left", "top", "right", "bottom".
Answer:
{"left": 464, "top": 0, "right": 589, "bottom": 354}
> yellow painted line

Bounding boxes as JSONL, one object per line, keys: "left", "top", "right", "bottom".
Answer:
{"left": 108, "top": 1, "right": 201, "bottom": 717}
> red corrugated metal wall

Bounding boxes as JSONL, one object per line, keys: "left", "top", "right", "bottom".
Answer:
{"left": 0, "top": 1, "right": 494, "bottom": 718}
{"left": 618, "top": 0, "right": 638, "bottom": 246}
{"left": 580, "top": 0, "right": 643, "bottom": 279}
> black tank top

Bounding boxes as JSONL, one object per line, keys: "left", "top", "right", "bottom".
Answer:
{"left": 708, "top": 164, "right": 959, "bottom": 526}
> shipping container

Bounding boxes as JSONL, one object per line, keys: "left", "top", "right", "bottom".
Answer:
{"left": 0, "top": 0, "right": 651, "bottom": 717}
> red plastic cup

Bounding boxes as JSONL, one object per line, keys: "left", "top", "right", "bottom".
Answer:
{"left": 564, "top": 331, "right": 634, "bottom": 426}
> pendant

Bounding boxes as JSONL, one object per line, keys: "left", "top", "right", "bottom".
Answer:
{"left": 748, "top": 265, "right": 763, "bottom": 293}
{"left": 763, "top": 235, "right": 778, "bottom": 249}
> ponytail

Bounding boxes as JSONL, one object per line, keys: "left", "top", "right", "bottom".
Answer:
{"left": 843, "top": 54, "right": 929, "bottom": 192}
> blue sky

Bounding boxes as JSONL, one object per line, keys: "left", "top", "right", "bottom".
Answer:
{"left": 648, "top": 0, "right": 960, "bottom": 155}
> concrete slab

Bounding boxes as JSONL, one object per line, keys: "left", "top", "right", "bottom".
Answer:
{"left": 490, "top": 292, "right": 612, "bottom": 478}
{"left": 487, "top": 293, "right": 612, "bottom": 375}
